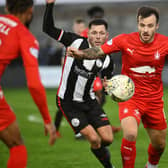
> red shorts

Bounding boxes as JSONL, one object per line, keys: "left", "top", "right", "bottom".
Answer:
{"left": 0, "top": 89, "right": 16, "bottom": 131}
{"left": 119, "top": 98, "right": 167, "bottom": 130}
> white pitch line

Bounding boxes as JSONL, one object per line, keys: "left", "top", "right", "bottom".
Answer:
{"left": 27, "top": 114, "right": 68, "bottom": 127}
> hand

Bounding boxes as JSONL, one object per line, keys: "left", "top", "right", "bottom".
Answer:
{"left": 103, "top": 77, "right": 109, "bottom": 94}
{"left": 46, "top": 0, "right": 55, "bottom": 3}
{"left": 103, "top": 76, "right": 108, "bottom": 88}
{"left": 67, "top": 47, "right": 83, "bottom": 59}
{"left": 44, "top": 123, "right": 57, "bottom": 146}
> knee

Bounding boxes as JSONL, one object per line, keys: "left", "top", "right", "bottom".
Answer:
{"left": 8, "top": 137, "right": 24, "bottom": 148}
{"left": 154, "top": 139, "right": 166, "bottom": 151}
{"left": 89, "top": 135, "right": 101, "bottom": 148}
{"left": 101, "top": 135, "right": 114, "bottom": 146}
{"left": 124, "top": 130, "right": 137, "bottom": 141}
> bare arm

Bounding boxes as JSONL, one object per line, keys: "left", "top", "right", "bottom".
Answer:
{"left": 67, "top": 46, "right": 105, "bottom": 60}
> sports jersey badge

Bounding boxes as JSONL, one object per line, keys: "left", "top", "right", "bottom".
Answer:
{"left": 154, "top": 50, "right": 160, "bottom": 60}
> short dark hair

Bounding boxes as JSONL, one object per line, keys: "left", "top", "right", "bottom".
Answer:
{"left": 87, "top": 6, "right": 104, "bottom": 19}
{"left": 137, "top": 6, "right": 159, "bottom": 23}
{"left": 88, "top": 19, "right": 108, "bottom": 30}
{"left": 6, "top": 0, "right": 33, "bottom": 14}
{"left": 74, "top": 18, "right": 86, "bottom": 24}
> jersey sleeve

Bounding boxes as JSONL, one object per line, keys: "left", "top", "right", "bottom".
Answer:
{"left": 18, "top": 27, "right": 51, "bottom": 124}
{"left": 100, "top": 55, "right": 114, "bottom": 80}
{"left": 101, "top": 34, "right": 125, "bottom": 55}
{"left": 43, "top": 2, "right": 81, "bottom": 47}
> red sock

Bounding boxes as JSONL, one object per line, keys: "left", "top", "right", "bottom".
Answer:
{"left": 121, "top": 138, "right": 136, "bottom": 168}
{"left": 7, "top": 145, "right": 27, "bottom": 168}
{"left": 148, "top": 144, "right": 164, "bottom": 165}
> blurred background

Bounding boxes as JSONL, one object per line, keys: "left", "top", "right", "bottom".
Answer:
{"left": 0, "top": 0, "right": 168, "bottom": 88}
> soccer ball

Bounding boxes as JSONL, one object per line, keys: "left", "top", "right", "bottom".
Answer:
{"left": 105, "top": 74, "right": 135, "bottom": 102}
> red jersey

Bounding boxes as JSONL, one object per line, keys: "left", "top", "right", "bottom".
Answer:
{"left": 80, "top": 28, "right": 88, "bottom": 38}
{"left": 101, "top": 32, "right": 168, "bottom": 101}
{"left": 0, "top": 14, "right": 51, "bottom": 124}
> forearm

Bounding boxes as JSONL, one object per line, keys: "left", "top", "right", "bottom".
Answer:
{"left": 43, "top": 2, "right": 62, "bottom": 40}
{"left": 26, "top": 67, "right": 51, "bottom": 124}
{"left": 43, "top": 3, "right": 54, "bottom": 33}
{"left": 70, "top": 46, "right": 105, "bottom": 60}
{"left": 28, "top": 85, "right": 51, "bottom": 124}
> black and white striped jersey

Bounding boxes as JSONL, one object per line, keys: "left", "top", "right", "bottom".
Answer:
{"left": 43, "top": 3, "right": 113, "bottom": 102}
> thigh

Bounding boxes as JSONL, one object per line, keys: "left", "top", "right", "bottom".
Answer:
{"left": 146, "top": 127, "right": 167, "bottom": 149}
{"left": 0, "top": 91, "right": 16, "bottom": 132}
{"left": 97, "top": 125, "right": 113, "bottom": 141}
{"left": 0, "top": 120, "right": 23, "bottom": 148}
{"left": 142, "top": 100, "right": 167, "bottom": 130}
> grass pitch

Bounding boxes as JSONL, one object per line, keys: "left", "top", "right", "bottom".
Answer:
{"left": 0, "top": 87, "right": 168, "bottom": 168}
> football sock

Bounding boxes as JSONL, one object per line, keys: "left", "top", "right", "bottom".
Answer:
{"left": 121, "top": 138, "right": 136, "bottom": 168}
{"left": 91, "top": 146, "right": 113, "bottom": 168}
{"left": 7, "top": 145, "right": 27, "bottom": 168}
{"left": 148, "top": 143, "right": 164, "bottom": 165}
{"left": 54, "top": 109, "right": 63, "bottom": 130}
{"left": 146, "top": 161, "right": 158, "bottom": 168}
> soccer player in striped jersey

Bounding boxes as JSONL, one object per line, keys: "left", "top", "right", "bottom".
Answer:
{"left": 43, "top": 0, "right": 115, "bottom": 167}
{"left": 0, "top": 0, "right": 56, "bottom": 167}
{"left": 68, "top": 6, "right": 168, "bottom": 168}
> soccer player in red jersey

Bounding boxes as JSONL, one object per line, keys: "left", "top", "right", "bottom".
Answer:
{"left": 0, "top": 0, "right": 56, "bottom": 167}
{"left": 68, "top": 6, "right": 168, "bottom": 168}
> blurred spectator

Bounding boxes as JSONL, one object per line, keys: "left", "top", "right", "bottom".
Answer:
{"left": 81, "top": 5, "right": 105, "bottom": 38}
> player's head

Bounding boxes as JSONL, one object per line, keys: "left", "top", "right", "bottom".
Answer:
{"left": 72, "top": 18, "right": 86, "bottom": 35}
{"left": 6, "top": 0, "right": 34, "bottom": 27}
{"left": 87, "top": 6, "right": 104, "bottom": 19}
{"left": 137, "top": 6, "right": 159, "bottom": 44}
{"left": 88, "top": 19, "right": 108, "bottom": 47}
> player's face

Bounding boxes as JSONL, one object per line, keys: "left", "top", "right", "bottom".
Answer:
{"left": 88, "top": 25, "right": 108, "bottom": 47}
{"left": 73, "top": 23, "right": 86, "bottom": 35}
{"left": 138, "top": 14, "right": 159, "bottom": 43}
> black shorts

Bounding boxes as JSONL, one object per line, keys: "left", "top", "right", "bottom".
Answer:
{"left": 56, "top": 96, "right": 110, "bottom": 133}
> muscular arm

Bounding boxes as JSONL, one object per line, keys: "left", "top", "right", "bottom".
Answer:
{"left": 68, "top": 46, "right": 105, "bottom": 60}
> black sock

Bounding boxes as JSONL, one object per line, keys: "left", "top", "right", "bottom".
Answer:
{"left": 54, "top": 109, "right": 63, "bottom": 130}
{"left": 91, "top": 146, "right": 113, "bottom": 168}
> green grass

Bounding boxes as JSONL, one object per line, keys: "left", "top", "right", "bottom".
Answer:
{"left": 0, "top": 87, "right": 168, "bottom": 168}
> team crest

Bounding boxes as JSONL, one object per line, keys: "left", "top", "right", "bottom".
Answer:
{"left": 154, "top": 50, "right": 160, "bottom": 60}
{"left": 71, "top": 118, "right": 80, "bottom": 127}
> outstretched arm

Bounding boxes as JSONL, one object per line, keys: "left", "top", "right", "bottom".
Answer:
{"left": 43, "top": 0, "right": 63, "bottom": 40}
{"left": 67, "top": 46, "right": 105, "bottom": 60}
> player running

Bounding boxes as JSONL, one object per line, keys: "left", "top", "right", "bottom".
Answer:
{"left": 0, "top": 0, "right": 56, "bottom": 167}
{"left": 68, "top": 6, "right": 168, "bottom": 168}
{"left": 43, "top": 0, "right": 115, "bottom": 167}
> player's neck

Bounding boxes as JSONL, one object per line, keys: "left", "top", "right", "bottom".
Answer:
{"left": 15, "top": 13, "right": 26, "bottom": 25}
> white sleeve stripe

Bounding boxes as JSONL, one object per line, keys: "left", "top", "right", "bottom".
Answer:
{"left": 57, "top": 30, "right": 64, "bottom": 41}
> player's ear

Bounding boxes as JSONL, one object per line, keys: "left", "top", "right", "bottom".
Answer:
{"left": 156, "top": 23, "right": 159, "bottom": 30}
{"left": 106, "top": 32, "right": 109, "bottom": 39}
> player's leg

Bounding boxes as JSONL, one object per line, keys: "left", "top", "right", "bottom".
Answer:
{"left": 145, "top": 128, "right": 166, "bottom": 168}
{"left": 86, "top": 100, "right": 114, "bottom": 168}
{"left": 0, "top": 121, "right": 27, "bottom": 168}
{"left": 54, "top": 109, "right": 63, "bottom": 137}
{"left": 119, "top": 100, "right": 141, "bottom": 168}
{"left": 97, "top": 125, "right": 113, "bottom": 146}
{"left": 57, "top": 97, "right": 113, "bottom": 168}
{"left": 143, "top": 100, "right": 167, "bottom": 168}
{"left": 80, "top": 125, "right": 113, "bottom": 168}
{"left": 121, "top": 117, "right": 138, "bottom": 168}
{"left": 0, "top": 92, "right": 27, "bottom": 168}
